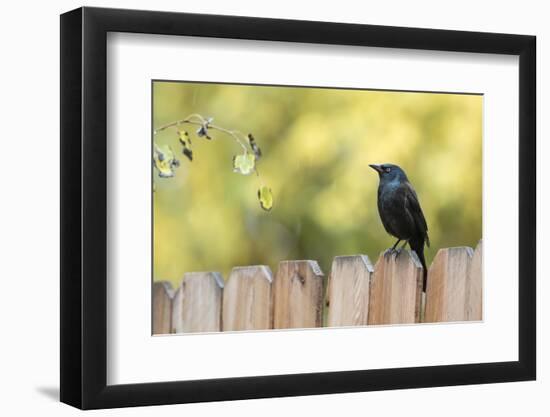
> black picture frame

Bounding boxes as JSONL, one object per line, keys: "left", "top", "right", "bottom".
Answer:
{"left": 60, "top": 6, "right": 536, "bottom": 410}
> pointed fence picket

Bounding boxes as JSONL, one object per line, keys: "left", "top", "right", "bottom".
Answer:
{"left": 222, "top": 265, "right": 273, "bottom": 331}
{"left": 152, "top": 241, "right": 483, "bottom": 334}
{"left": 273, "top": 260, "right": 325, "bottom": 329}
{"left": 152, "top": 281, "right": 173, "bottom": 335}
{"left": 368, "top": 250, "right": 423, "bottom": 325}
{"left": 466, "top": 241, "right": 483, "bottom": 321}
{"left": 424, "top": 245, "right": 481, "bottom": 323}
{"left": 327, "top": 255, "right": 373, "bottom": 327}
{"left": 172, "top": 272, "right": 224, "bottom": 333}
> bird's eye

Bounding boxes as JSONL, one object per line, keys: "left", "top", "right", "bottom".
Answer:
{"left": 385, "top": 167, "right": 391, "bottom": 173}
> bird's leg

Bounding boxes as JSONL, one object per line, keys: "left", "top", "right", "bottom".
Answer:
{"left": 395, "top": 240, "right": 409, "bottom": 258}
{"left": 385, "top": 239, "right": 401, "bottom": 256}
{"left": 391, "top": 239, "right": 401, "bottom": 251}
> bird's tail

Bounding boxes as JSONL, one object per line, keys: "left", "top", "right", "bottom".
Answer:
{"left": 409, "top": 238, "right": 428, "bottom": 292}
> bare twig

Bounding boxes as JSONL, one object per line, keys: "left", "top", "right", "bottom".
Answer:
{"left": 154, "top": 114, "right": 248, "bottom": 152}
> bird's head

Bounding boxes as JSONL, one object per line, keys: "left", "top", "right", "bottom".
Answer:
{"left": 369, "top": 163, "right": 408, "bottom": 183}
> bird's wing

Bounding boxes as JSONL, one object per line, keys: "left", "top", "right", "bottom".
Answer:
{"left": 404, "top": 182, "right": 430, "bottom": 247}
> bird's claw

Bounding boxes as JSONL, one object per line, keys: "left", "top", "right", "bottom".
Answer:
{"left": 384, "top": 247, "right": 404, "bottom": 258}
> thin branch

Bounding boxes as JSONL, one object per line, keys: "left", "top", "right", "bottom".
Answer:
{"left": 208, "top": 124, "right": 248, "bottom": 152}
{"left": 154, "top": 114, "right": 248, "bottom": 152}
{"left": 153, "top": 113, "right": 204, "bottom": 134}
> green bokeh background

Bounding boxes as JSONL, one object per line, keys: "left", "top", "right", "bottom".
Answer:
{"left": 153, "top": 81, "right": 482, "bottom": 287}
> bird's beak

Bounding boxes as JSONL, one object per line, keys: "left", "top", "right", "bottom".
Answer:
{"left": 369, "top": 164, "right": 383, "bottom": 174}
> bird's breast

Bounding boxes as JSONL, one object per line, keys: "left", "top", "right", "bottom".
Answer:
{"left": 377, "top": 181, "right": 414, "bottom": 239}
{"left": 378, "top": 180, "right": 401, "bottom": 203}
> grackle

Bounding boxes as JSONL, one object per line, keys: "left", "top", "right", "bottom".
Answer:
{"left": 369, "top": 163, "right": 430, "bottom": 291}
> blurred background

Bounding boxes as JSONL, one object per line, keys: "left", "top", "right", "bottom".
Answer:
{"left": 153, "top": 81, "right": 482, "bottom": 286}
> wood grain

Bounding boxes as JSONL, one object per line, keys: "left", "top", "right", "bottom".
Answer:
{"left": 424, "top": 247, "right": 474, "bottom": 323}
{"left": 368, "top": 250, "right": 423, "bottom": 325}
{"left": 222, "top": 265, "right": 273, "bottom": 331}
{"left": 273, "top": 260, "right": 325, "bottom": 329}
{"left": 172, "top": 272, "right": 224, "bottom": 333}
{"left": 152, "top": 281, "right": 173, "bottom": 335}
{"left": 327, "top": 255, "right": 373, "bottom": 327}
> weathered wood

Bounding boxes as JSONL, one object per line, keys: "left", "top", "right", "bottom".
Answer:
{"left": 466, "top": 241, "right": 483, "bottom": 321}
{"left": 160, "top": 242, "right": 481, "bottom": 333}
{"left": 327, "top": 255, "right": 373, "bottom": 327}
{"left": 172, "top": 272, "right": 224, "bottom": 333}
{"left": 424, "top": 247, "right": 474, "bottom": 323}
{"left": 368, "top": 250, "right": 423, "bottom": 325}
{"left": 152, "top": 281, "right": 173, "bottom": 335}
{"left": 222, "top": 266, "right": 273, "bottom": 331}
{"left": 273, "top": 260, "right": 325, "bottom": 329}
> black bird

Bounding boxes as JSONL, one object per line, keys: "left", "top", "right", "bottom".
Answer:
{"left": 369, "top": 163, "right": 430, "bottom": 291}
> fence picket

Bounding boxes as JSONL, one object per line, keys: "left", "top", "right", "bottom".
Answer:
{"left": 273, "top": 260, "right": 325, "bottom": 329}
{"left": 222, "top": 266, "right": 273, "bottom": 331}
{"left": 424, "top": 247, "right": 474, "bottom": 322}
{"left": 152, "top": 281, "right": 173, "bottom": 335}
{"left": 172, "top": 272, "right": 224, "bottom": 333}
{"left": 466, "top": 241, "right": 483, "bottom": 321}
{"left": 327, "top": 255, "right": 373, "bottom": 327}
{"left": 368, "top": 250, "right": 423, "bottom": 325}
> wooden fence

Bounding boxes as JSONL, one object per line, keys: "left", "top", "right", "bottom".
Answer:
{"left": 153, "top": 241, "right": 482, "bottom": 334}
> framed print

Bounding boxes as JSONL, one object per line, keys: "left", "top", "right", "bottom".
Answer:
{"left": 60, "top": 6, "right": 536, "bottom": 409}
